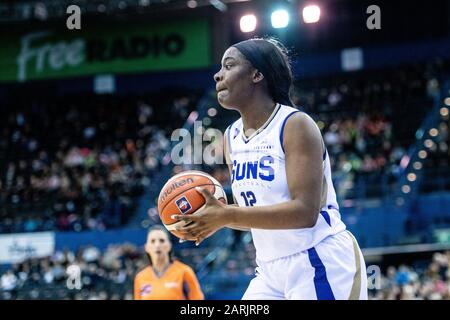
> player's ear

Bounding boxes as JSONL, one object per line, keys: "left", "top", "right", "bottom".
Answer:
{"left": 252, "top": 69, "right": 264, "bottom": 84}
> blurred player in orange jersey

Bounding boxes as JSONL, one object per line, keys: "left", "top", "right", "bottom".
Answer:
{"left": 134, "top": 225, "right": 204, "bottom": 300}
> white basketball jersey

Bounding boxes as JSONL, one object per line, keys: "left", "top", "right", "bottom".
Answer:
{"left": 226, "top": 104, "right": 346, "bottom": 262}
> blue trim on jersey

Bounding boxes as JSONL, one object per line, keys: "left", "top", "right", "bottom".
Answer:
{"left": 327, "top": 204, "right": 339, "bottom": 211}
{"left": 279, "top": 110, "right": 301, "bottom": 153}
{"left": 307, "top": 247, "right": 335, "bottom": 300}
{"left": 323, "top": 148, "right": 327, "bottom": 161}
{"left": 226, "top": 124, "right": 232, "bottom": 153}
{"left": 241, "top": 104, "right": 282, "bottom": 144}
{"left": 320, "top": 210, "right": 332, "bottom": 227}
{"left": 242, "top": 134, "right": 251, "bottom": 144}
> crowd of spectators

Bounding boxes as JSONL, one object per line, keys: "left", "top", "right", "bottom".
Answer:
{"left": 290, "top": 60, "right": 448, "bottom": 199}
{"left": 0, "top": 240, "right": 211, "bottom": 300}
{"left": 369, "top": 251, "right": 450, "bottom": 300}
{"left": 0, "top": 244, "right": 140, "bottom": 300}
{"left": 0, "top": 90, "right": 200, "bottom": 233}
{"left": 321, "top": 113, "right": 404, "bottom": 199}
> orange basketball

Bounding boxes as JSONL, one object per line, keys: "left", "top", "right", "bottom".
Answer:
{"left": 157, "top": 170, "right": 227, "bottom": 239}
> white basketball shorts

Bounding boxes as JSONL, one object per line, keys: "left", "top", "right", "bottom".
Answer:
{"left": 242, "top": 230, "right": 368, "bottom": 300}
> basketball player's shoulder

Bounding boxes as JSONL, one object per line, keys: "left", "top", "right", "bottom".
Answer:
{"left": 282, "top": 109, "right": 322, "bottom": 148}
{"left": 283, "top": 109, "right": 320, "bottom": 135}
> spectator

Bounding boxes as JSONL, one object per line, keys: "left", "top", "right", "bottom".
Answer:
{"left": 1, "top": 270, "right": 18, "bottom": 291}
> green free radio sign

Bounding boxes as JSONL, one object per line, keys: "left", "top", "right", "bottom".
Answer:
{"left": 0, "top": 19, "right": 211, "bottom": 82}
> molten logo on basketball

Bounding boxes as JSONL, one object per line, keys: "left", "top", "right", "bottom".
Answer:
{"left": 175, "top": 196, "right": 192, "bottom": 214}
{"left": 160, "top": 178, "right": 194, "bottom": 202}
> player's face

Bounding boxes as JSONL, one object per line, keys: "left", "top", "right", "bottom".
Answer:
{"left": 145, "top": 230, "right": 172, "bottom": 259}
{"left": 214, "top": 47, "right": 255, "bottom": 110}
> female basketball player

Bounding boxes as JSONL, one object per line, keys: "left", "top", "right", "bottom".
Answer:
{"left": 134, "top": 225, "right": 204, "bottom": 300}
{"left": 173, "top": 38, "right": 368, "bottom": 300}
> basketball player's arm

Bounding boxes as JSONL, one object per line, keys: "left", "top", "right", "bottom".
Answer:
{"left": 174, "top": 112, "right": 323, "bottom": 238}
{"left": 223, "top": 127, "right": 250, "bottom": 232}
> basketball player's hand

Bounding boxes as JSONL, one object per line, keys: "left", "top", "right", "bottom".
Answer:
{"left": 173, "top": 187, "right": 232, "bottom": 246}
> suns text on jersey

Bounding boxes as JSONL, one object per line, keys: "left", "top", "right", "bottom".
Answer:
{"left": 231, "top": 155, "right": 275, "bottom": 183}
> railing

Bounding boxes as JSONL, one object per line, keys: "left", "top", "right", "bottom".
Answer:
{"left": 395, "top": 79, "right": 450, "bottom": 203}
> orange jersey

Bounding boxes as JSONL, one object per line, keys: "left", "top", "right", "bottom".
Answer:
{"left": 134, "top": 260, "right": 204, "bottom": 300}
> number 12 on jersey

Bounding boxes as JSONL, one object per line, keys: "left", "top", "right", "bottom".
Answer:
{"left": 240, "top": 191, "right": 257, "bottom": 207}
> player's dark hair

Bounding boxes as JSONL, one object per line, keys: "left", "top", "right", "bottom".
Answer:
{"left": 146, "top": 225, "right": 174, "bottom": 266}
{"left": 232, "top": 37, "right": 294, "bottom": 107}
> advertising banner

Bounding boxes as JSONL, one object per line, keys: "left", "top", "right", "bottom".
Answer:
{"left": 0, "top": 19, "right": 211, "bottom": 82}
{"left": 0, "top": 232, "right": 55, "bottom": 264}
